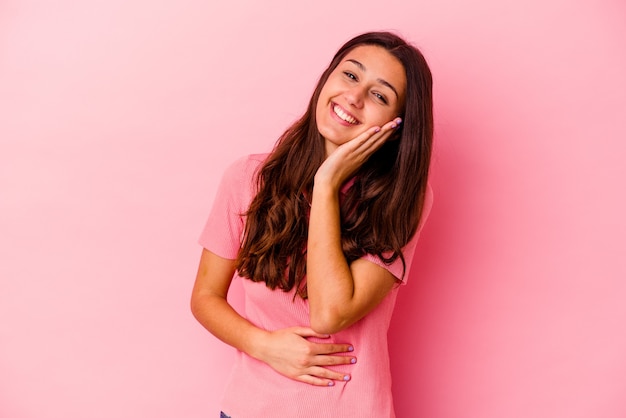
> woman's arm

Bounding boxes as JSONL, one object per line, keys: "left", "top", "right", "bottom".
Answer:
{"left": 307, "top": 119, "right": 401, "bottom": 335}
{"left": 190, "top": 248, "right": 355, "bottom": 386}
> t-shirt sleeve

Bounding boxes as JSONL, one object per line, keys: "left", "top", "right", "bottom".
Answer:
{"left": 198, "top": 155, "right": 259, "bottom": 260}
{"left": 362, "top": 183, "right": 434, "bottom": 284}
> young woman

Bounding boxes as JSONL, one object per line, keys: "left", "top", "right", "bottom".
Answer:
{"left": 191, "top": 31, "right": 433, "bottom": 418}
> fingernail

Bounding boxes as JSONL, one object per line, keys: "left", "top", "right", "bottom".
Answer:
{"left": 396, "top": 118, "right": 403, "bottom": 125}
{"left": 390, "top": 123, "right": 397, "bottom": 129}
{"left": 328, "top": 381, "right": 335, "bottom": 386}
{"left": 348, "top": 346, "right": 354, "bottom": 352}
{"left": 351, "top": 357, "right": 357, "bottom": 364}
{"left": 343, "top": 375, "right": 351, "bottom": 381}
{"left": 374, "top": 127, "right": 381, "bottom": 133}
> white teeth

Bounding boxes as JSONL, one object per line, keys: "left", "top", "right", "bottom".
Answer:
{"left": 333, "top": 105, "right": 358, "bottom": 124}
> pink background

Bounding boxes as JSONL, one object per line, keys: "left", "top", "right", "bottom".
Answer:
{"left": 1, "top": 0, "right": 625, "bottom": 417}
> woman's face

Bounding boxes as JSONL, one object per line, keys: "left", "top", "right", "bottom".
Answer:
{"left": 315, "top": 45, "right": 406, "bottom": 156}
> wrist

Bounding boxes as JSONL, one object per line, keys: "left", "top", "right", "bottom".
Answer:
{"left": 312, "top": 176, "right": 342, "bottom": 198}
{"left": 245, "top": 328, "right": 272, "bottom": 362}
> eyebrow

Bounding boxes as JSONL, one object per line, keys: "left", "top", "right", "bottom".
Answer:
{"left": 346, "top": 59, "right": 399, "bottom": 99}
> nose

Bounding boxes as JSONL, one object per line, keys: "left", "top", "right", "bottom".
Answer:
{"left": 345, "top": 86, "right": 365, "bottom": 109}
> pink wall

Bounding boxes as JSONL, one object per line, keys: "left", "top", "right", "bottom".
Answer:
{"left": 1, "top": 0, "right": 625, "bottom": 417}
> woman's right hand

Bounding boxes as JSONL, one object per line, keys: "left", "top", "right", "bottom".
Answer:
{"left": 255, "top": 326, "right": 356, "bottom": 386}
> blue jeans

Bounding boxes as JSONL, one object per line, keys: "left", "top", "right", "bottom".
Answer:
{"left": 220, "top": 412, "right": 231, "bottom": 418}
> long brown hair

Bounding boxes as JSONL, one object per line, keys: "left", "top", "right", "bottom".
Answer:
{"left": 235, "top": 32, "right": 433, "bottom": 297}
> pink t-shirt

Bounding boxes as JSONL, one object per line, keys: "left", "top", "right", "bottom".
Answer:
{"left": 199, "top": 154, "right": 433, "bottom": 418}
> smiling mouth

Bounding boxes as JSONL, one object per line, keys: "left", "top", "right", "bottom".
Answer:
{"left": 332, "top": 104, "right": 360, "bottom": 125}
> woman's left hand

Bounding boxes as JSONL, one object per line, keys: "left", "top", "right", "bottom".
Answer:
{"left": 314, "top": 117, "right": 402, "bottom": 191}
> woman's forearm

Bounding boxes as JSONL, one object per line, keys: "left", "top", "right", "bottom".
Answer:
{"left": 307, "top": 120, "right": 400, "bottom": 333}
{"left": 306, "top": 183, "right": 359, "bottom": 334}
{"left": 190, "top": 250, "right": 271, "bottom": 360}
{"left": 191, "top": 292, "right": 269, "bottom": 360}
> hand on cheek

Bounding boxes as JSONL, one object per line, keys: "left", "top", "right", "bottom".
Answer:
{"left": 315, "top": 117, "right": 402, "bottom": 190}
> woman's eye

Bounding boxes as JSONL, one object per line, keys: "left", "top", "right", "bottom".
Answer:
{"left": 373, "top": 92, "right": 388, "bottom": 104}
{"left": 343, "top": 71, "right": 357, "bottom": 80}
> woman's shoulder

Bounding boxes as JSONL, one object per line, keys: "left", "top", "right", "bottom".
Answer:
{"left": 227, "top": 152, "right": 269, "bottom": 168}
{"left": 219, "top": 153, "right": 270, "bottom": 193}
{"left": 223, "top": 153, "right": 269, "bottom": 177}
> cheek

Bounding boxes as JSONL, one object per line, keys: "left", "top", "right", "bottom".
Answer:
{"left": 314, "top": 96, "right": 325, "bottom": 121}
{"left": 314, "top": 100, "right": 327, "bottom": 127}
{"left": 370, "top": 108, "right": 397, "bottom": 126}
{"left": 395, "top": 100, "right": 405, "bottom": 117}
{"left": 316, "top": 86, "right": 332, "bottom": 113}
